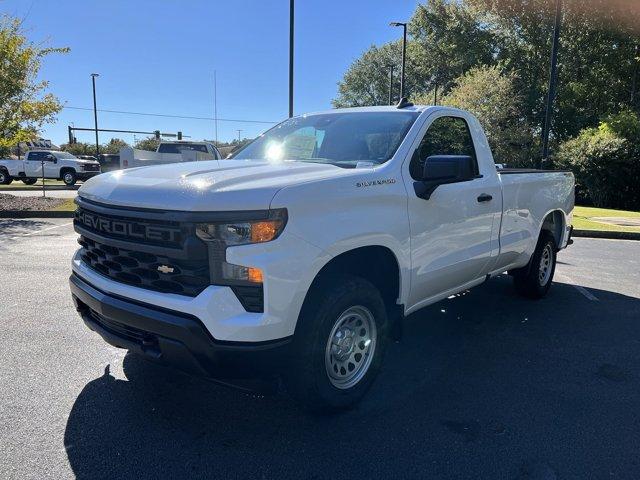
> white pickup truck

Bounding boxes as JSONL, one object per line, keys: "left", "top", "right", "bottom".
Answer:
{"left": 0, "top": 150, "right": 101, "bottom": 186}
{"left": 69, "top": 105, "right": 574, "bottom": 410}
{"left": 119, "top": 141, "right": 222, "bottom": 169}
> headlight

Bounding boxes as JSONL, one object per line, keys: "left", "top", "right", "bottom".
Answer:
{"left": 195, "top": 211, "right": 286, "bottom": 246}
{"left": 195, "top": 209, "right": 287, "bottom": 285}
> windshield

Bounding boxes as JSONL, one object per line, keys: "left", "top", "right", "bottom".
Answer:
{"left": 55, "top": 152, "right": 78, "bottom": 159}
{"left": 232, "top": 111, "right": 420, "bottom": 166}
{"left": 158, "top": 143, "right": 208, "bottom": 154}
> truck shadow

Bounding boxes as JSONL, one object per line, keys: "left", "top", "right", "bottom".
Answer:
{"left": 63, "top": 276, "right": 640, "bottom": 479}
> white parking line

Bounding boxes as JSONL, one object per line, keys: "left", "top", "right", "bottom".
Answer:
{"left": 7, "top": 222, "right": 72, "bottom": 241}
{"left": 556, "top": 273, "right": 599, "bottom": 301}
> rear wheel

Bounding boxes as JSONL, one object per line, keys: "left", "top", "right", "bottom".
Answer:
{"left": 513, "top": 231, "right": 557, "bottom": 299}
{"left": 62, "top": 170, "right": 77, "bottom": 186}
{"left": 21, "top": 178, "right": 37, "bottom": 185}
{"left": 0, "top": 170, "right": 12, "bottom": 185}
{"left": 285, "top": 275, "right": 388, "bottom": 411}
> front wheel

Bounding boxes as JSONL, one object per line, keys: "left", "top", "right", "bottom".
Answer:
{"left": 0, "top": 170, "right": 12, "bottom": 185}
{"left": 513, "top": 231, "right": 557, "bottom": 299}
{"left": 62, "top": 170, "right": 77, "bottom": 186}
{"left": 285, "top": 275, "right": 388, "bottom": 411}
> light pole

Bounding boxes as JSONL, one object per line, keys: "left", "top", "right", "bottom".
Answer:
{"left": 91, "top": 73, "right": 100, "bottom": 156}
{"left": 390, "top": 22, "right": 407, "bottom": 100}
{"left": 388, "top": 65, "right": 394, "bottom": 105}
{"left": 237, "top": 129, "right": 242, "bottom": 143}
{"left": 540, "top": 0, "right": 562, "bottom": 169}
{"left": 289, "top": 0, "right": 294, "bottom": 117}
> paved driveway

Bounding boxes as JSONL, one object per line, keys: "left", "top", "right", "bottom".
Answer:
{"left": 1, "top": 220, "right": 639, "bottom": 479}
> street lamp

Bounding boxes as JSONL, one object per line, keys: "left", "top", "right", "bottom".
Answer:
{"left": 389, "top": 21, "right": 407, "bottom": 100}
{"left": 90, "top": 73, "right": 100, "bottom": 156}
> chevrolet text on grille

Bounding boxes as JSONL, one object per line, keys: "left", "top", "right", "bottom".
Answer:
{"left": 76, "top": 211, "right": 181, "bottom": 242}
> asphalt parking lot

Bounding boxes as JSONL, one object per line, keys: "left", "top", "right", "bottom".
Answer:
{"left": 1, "top": 218, "right": 639, "bottom": 479}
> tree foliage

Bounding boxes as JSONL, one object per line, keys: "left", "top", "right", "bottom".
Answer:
{"left": 418, "top": 65, "right": 535, "bottom": 166}
{"left": 0, "top": 16, "right": 68, "bottom": 152}
{"left": 101, "top": 138, "right": 129, "bottom": 154}
{"left": 555, "top": 110, "right": 640, "bottom": 209}
{"left": 134, "top": 137, "right": 160, "bottom": 151}
{"left": 334, "top": 0, "right": 640, "bottom": 146}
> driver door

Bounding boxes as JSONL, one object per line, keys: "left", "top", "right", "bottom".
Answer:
{"left": 23, "top": 151, "right": 45, "bottom": 177}
{"left": 403, "top": 113, "right": 501, "bottom": 310}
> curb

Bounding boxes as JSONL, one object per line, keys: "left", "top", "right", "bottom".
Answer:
{"left": 573, "top": 229, "right": 640, "bottom": 241}
{"left": 0, "top": 210, "right": 75, "bottom": 219}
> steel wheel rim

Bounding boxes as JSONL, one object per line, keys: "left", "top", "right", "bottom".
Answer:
{"left": 64, "top": 173, "right": 73, "bottom": 183}
{"left": 0, "top": 172, "right": 5, "bottom": 182}
{"left": 538, "top": 244, "right": 553, "bottom": 286}
{"left": 325, "top": 305, "right": 377, "bottom": 390}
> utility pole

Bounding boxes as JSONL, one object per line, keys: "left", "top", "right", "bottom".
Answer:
{"left": 91, "top": 73, "right": 100, "bottom": 156}
{"left": 237, "top": 129, "right": 242, "bottom": 143}
{"left": 390, "top": 22, "right": 408, "bottom": 99}
{"left": 388, "top": 65, "right": 394, "bottom": 105}
{"left": 214, "top": 70, "right": 219, "bottom": 145}
{"left": 433, "top": 83, "right": 438, "bottom": 106}
{"left": 288, "top": 0, "right": 294, "bottom": 117}
{"left": 631, "top": 44, "right": 639, "bottom": 107}
{"left": 540, "top": 0, "right": 562, "bottom": 169}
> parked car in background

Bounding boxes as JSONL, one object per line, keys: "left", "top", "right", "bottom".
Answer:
{"left": 120, "top": 141, "right": 221, "bottom": 169}
{"left": 70, "top": 105, "right": 574, "bottom": 409}
{"left": 0, "top": 150, "right": 101, "bottom": 186}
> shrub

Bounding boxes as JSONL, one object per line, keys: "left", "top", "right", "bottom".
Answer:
{"left": 555, "top": 123, "right": 640, "bottom": 209}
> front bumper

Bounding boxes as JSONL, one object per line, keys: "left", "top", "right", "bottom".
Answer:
{"left": 70, "top": 273, "right": 291, "bottom": 380}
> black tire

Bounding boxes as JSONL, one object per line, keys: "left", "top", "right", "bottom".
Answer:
{"left": 21, "top": 178, "right": 37, "bottom": 185}
{"left": 0, "top": 170, "right": 12, "bottom": 185}
{"left": 62, "top": 170, "right": 77, "bottom": 186}
{"left": 513, "top": 231, "right": 557, "bottom": 299}
{"left": 285, "top": 274, "right": 389, "bottom": 411}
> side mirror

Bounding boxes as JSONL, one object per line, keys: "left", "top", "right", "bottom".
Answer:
{"left": 414, "top": 155, "right": 475, "bottom": 200}
{"left": 46, "top": 154, "right": 56, "bottom": 163}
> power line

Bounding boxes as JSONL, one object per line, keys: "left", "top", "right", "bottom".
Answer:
{"left": 62, "top": 106, "right": 278, "bottom": 125}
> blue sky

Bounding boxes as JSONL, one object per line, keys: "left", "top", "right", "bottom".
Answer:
{"left": 3, "top": 0, "right": 417, "bottom": 146}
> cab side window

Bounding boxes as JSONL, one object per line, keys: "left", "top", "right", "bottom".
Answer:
{"left": 409, "top": 116, "right": 478, "bottom": 180}
{"left": 28, "top": 151, "right": 45, "bottom": 162}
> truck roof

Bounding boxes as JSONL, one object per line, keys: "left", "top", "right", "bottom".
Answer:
{"left": 301, "top": 105, "right": 451, "bottom": 117}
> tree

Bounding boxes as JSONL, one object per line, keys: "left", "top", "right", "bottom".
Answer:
{"left": 417, "top": 65, "right": 536, "bottom": 166}
{"left": 0, "top": 16, "right": 68, "bottom": 154}
{"left": 409, "top": 0, "right": 496, "bottom": 95}
{"left": 333, "top": 41, "right": 408, "bottom": 107}
{"left": 60, "top": 142, "right": 95, "bottom": 156}
{"left": 134, "top": 137, "right": 160, "bottom": 151}
{"left": 554, "top": 110, "right": 640, "bottom": 209}
{"left": 101, "top": 138, "right": 129, "bottom": 154}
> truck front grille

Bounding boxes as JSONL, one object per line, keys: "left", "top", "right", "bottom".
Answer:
{"left": 79, "top": 235, "right": 210, "bottom": 296}
{"left": 75, "top": 204, "right": 210, "bottom": 297}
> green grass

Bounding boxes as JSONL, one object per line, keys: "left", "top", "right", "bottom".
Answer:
{"left": 0, "top": 179, "right": 66, "bottom": 190}
{"left": 50, "top": 199, "right": 77, "bottom": 211}
{"left": 573, "top": 206, "right": 640, "bottom": 232}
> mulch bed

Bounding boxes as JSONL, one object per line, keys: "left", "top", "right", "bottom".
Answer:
{"left": 0, "top": 193, "right": 65, "bottom": 211}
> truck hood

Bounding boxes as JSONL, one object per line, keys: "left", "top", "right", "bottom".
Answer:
{"left": 78, "top": 159, "right": 353, "bottom": 211}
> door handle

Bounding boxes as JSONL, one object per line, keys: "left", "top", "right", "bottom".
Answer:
{"left": 477, "top": 193, "right": 493, "bottom": 203}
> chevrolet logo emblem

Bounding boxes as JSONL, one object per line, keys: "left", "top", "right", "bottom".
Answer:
{"left": 157, "top": 265, "right": 175, "bottom": 274}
